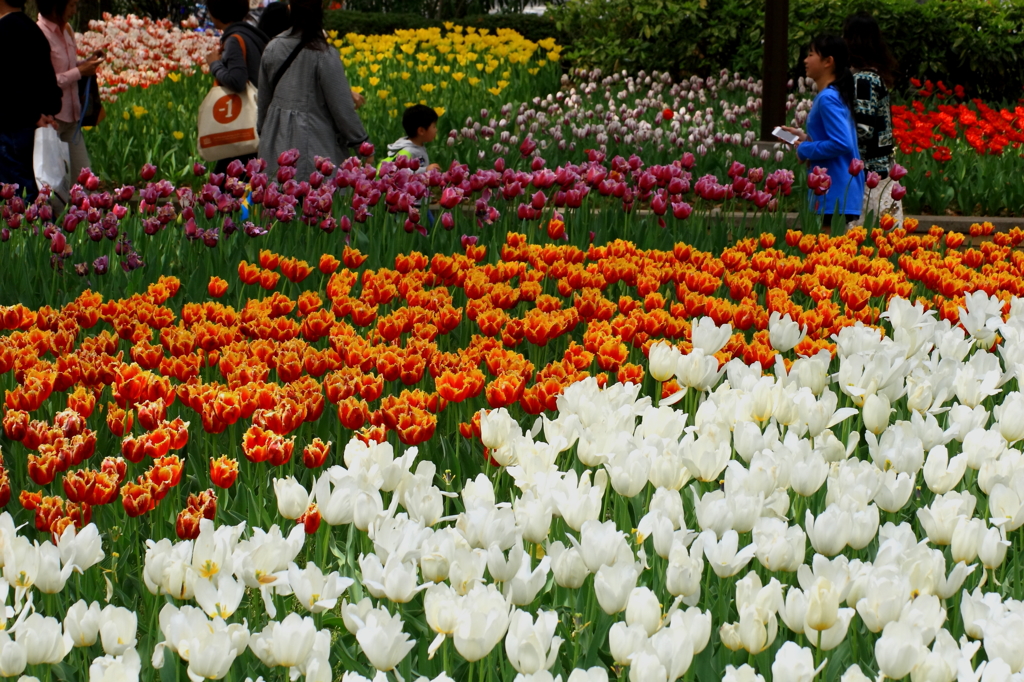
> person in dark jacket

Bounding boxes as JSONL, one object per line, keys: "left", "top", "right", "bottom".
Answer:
{"left": 256, "top": 1, "right": 290, "bottom": 40}
{"left": 0, "top": 0, "right": 63, "bottom": 200}
{"left": 205, "top": 0, "right": 268, "bottom": 173}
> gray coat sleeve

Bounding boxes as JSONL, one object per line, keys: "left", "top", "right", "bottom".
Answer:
{"left": 210, "top": 35, "right": 249, "bottom": 94}
{"left": 256, "top": 51, "right": 273, "bottom": 134}
{"left": 319, "top": 49, "right": 369, "bottom": 151}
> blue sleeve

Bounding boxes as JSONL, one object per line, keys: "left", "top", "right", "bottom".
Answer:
{"left": 797, "top": 90, "right": 856, "bottom": 162}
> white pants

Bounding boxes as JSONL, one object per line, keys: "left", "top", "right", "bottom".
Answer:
{"left": 51, "top": 120, "right": 91, "bottom": 210}
{"left": 851, "top": 175, "right": 904, "bottom": 229}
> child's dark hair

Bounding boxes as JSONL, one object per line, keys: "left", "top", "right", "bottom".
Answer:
{"left": 810, "top": 34, "right": 855, "bottom": 114}
{"left": 206, "top": 0, "right": 249, "bottom": 24}
{"left": 402, "top": 104, "right": 439, "bottom": 138}
{"left": 257, "top": 2, "right": 290, "bottom": 39}
{"left": 843, "top": 13, "right": 898, "bottom": 88}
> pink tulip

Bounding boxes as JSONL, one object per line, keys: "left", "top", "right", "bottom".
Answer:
{"left": 890, "top": 163, "right": 908, "bottom": 181}
{"left": 519, "top": 137, "right": 537, "bottom": 157}
{"left": 849, "top": 158, "right": 864, "bottom": 176}
{"left": 671, "top": 202, "right": 692, "bottom": 220}
{"left": 140, "top": 163, "right": 157, "bottom": 181}
{"left": 865, "top": 172, "right": 880, "bottom": 189}
{"left": 890, "top": 182, "right": 907, "bottom": 201}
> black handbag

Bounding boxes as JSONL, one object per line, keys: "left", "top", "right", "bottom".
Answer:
{"left": 77, "top": 76, "right": 104, "bottom": 127}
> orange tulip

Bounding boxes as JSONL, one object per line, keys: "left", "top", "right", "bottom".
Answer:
{"left": 343, "top": 245, "right": 368, "bottom": 268}
{"left": 302, "top": 438, "right": 332, "bottom": 469}
{"left": 298, "top": 502, "right": 321, "bottom": 534}
{"left": 238, "top": 260, "right": 261, "bottom": 285}
{"left": 208, "top": 276, "right": 229, "bottom": 298}
{"left": 319, "top": 254, "right": 341, "bottom": 274}
{"left": 176, "top": 508, "right": 202, "bottom": 540}
{"left": 259, "top": 249, "right": 281, "bottom": 270}
{"left": 121, "top": 478, "right": 156, "bottom": 517}
{"left": 338, "top": 396, "right": 369, "bottom": 430}
{"left": 210, "top": 455, "right": 239, "bottom": 488}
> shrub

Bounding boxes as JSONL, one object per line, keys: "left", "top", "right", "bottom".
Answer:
{"left": 549, "top": 0, "right": 1024, "bottom": 101}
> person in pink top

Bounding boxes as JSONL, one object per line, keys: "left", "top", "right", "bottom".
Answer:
{"left": 37, "top": 0, "right": 102, "bottom": 197}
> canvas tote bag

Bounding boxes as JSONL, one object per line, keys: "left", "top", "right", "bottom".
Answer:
{"left": 197, "top": 35, "right": 259, "bottom": 161}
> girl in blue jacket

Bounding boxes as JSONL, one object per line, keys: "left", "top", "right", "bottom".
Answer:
{"left": 782, "top": 35, "right": 864, "bottom": 233}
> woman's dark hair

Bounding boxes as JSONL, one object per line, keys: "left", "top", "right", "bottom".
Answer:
{"left": 810, "top": 34, "right": 855, "bottom": 114}
{"left": 5, "top": 0, "right": 27, "bottom": 9}
{"left": 843, "top": 12, "right": 898, "bottom": 88}
{"left": 289, "top": 0, "right": 327, "bottom": 50}
{"left": 206, "top": 0, "right": 249, "bottom": 24}
{"left": 37, "top": 0, "right": 71, "bottom": 21}
{"left": 257, "top": 2, "right": 290, "bottom": 39}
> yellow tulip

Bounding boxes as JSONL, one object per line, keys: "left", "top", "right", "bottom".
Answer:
{"left": 452, "top": 72, "right": 465, "bottom": 82}
{"left": 369, "top": 77, "right": 380, "bottom": 86}
{"left": 168, "top": 72, "right": 181, "bottom": 83}
{"left": 377, "top": 89, "right": 390, "bottom": 99}
{"left": 420, "top": 83, "right": 435, "bottom": 93}
{"left": 172, "top": 131, "right": 184, "bottom": 140}
{"left": 434, "top": 107, "right": 446, "bottom": 117}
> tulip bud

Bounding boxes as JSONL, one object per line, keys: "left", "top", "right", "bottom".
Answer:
{"left": 890, "top": 182, "right": 907, "bottom": 201}
{"left": 890, "top": 163, "right": 907, "bottom": 181}
{"left": 862, "top": 394, "right": 891, "bottom": 435}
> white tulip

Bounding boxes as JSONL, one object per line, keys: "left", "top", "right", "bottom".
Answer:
{"left": 594, "top": 560, "right": 640, "bottom": 614}
{"left": 978, "top": 525, "right": 1010, "bottom": 570}
{"left": 804, "top": 508, "right": 849, "bottom": 556}
{"left": 480, "top": 408, "right": 516, "bottom": 450}
{"left": 548, "top": 541, "right": 588, "bottom": 589}
{"left": 625, "top": 587, "right": 663, "bottom": 636}
{"left": 923, "top": 445, "right": 968, "bottom": 494}
{"left": 354, "top": 607, "right": 416, "bottom": 672}
{"left": 16, "top": 613, "right": 71, "bottom": 665}
{"left": 64, "top": 600, "right": 102, "bottom": 648}
{"left": 452, "top": 584, "right": 511, "bottom": 662}
{"left": 771, "top": 641, "right": 826, "bottom": 682}
{"left": 648, "top": 341, "right": 682, "bottom": 382}
{"left": 273, "top": 477, "right": 310, "bottom": 520}
{"left": 702, "top": 530, "right": 757, "bottom": 578}
{"left": 288, "top": 562, "right": 354, "bottom": 613}
{"left": 608, "top": 621, "right": 648, "bottom": 665}
{"left": 691, "top": 317, "right": 731, "bottom": 355}
{"left": 505, "top": 609, "right": 562, "bottom": 674}
{"left": 768, "top": 312, "right": 806, "bottom": 353}
{"left": 876, "top": 621, "right": 927, "bottom": 679}
{"left": 503, "top": 555, "right": 551, "bottom": 606}
{"left": 89, "top": 647, "right": 142, "bottom": 682}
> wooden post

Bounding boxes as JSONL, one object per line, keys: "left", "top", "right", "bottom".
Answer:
{"left": 760, "top": 0, "right": 789, "bottom": 140}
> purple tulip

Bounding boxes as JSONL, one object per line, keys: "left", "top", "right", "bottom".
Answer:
{"left": 92, "top": 255, "right": 108, "bottom": 274}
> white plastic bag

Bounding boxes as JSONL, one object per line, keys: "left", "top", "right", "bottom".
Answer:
{"left": 33, "top": 126, "right": 70, "bottom": 201}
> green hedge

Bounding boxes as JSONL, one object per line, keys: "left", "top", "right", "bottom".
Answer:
{"left": 548, "top": 0, "right": 1024, "bottom": 101}
{"left": 324, "top": 9, "right": 567, "bottom": 45}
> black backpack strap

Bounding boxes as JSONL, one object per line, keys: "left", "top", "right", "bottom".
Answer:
{"left": 267, "top": 40, "right": 305, "bottom": 102}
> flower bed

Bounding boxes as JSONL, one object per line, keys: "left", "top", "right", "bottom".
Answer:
{"left": 2, "top": 141, "right": 1024, "bottom": 679}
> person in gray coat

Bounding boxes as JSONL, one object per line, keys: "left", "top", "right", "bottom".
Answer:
{"left": 256, "top": 0, "right": 370, "bottom": 181}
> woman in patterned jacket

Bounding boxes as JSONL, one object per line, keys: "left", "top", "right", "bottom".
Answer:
{"left": 844, "top": 13, "right": 902, "bottom": 227}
